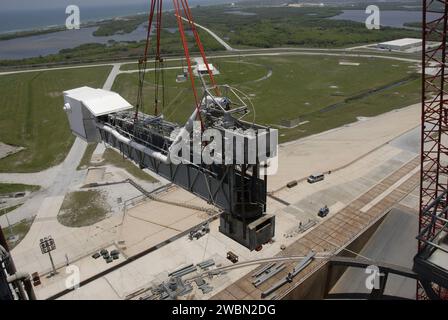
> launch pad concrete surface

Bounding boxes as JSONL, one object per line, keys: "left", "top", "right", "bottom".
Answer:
{"left": 21, "top": 102, "right": 420, "bottom": 300}
{"left": 10, "top": 184, "right": 214, "bottom": 299}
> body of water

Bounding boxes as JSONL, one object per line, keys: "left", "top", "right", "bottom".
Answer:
{"left": 0, "top": 0, "right": 231, "bottom": 60}
{"left": 0, "top": 5, "right": 148, "bottom": 34}
{"left": 0, "top": 1, "right": 230, "bottom": 34}
{"left": 0, "top": 24, "right": 150, "bottom": 60}
{"left": 330, "top": 10, "right": 440, "bottom": 28}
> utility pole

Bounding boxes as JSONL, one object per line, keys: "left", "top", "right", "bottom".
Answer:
{"left": 3, "top": 208, "right": 14, "bottom": 239}
{"left": 3, "top": 207, "right": 15, "bottom": 239}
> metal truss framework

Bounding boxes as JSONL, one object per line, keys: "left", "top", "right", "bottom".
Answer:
{"left": 418, "top": 0, "right": 448, "bottom": 300}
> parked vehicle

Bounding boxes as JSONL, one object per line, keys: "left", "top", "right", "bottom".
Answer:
{"left": 318, "top": 206, "right": 330, "bottom": 218}
{"left": 227, "top": 251, "right": 239, "bottom": 264}
{"left": 308, "top": 174, "right": 325, "bottom": 184}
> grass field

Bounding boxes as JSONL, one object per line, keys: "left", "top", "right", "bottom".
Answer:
{"left": 113, "top": 55, "right": 421, "bottom": 142}
{"left": 0, "top": 66, "right": 112, "bottom": 173}
{"left": 4, "top": 218, "right": 34, "bottom": 250}
{"left": 0, "top": 204, "right": 23, "bottom": 217}
{"left": 0, "top": 183, "right": 40, "bottom": 195}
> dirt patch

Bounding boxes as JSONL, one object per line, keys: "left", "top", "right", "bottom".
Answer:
{"left": 47, "top": 92, "right": 62, "bottom": 98}
{"left": 58, "top": 190, "right": 111, "bottom": 228}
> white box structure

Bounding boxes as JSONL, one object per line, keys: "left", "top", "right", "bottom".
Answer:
{"left": 63, "top": 87, "right": 133, "bottom": 143}
{"left": 377, "top": 38, "right": 422, "bottom": 51}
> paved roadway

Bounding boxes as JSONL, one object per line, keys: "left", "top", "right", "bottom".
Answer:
{"left": 0, "top": 138, "right": 87, "bottom": 226}
{"left": 102, "top": 63, "right": 122, "bottom": 91}
{"left": 180, "top": 16, "right": 236, "bottom": 51}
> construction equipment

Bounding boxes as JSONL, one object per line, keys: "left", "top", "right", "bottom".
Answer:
{"left": 188, "top": 223, "right": 210, "bottom": 240}
{"left": 261, "top": 251, "right": 315, "bottom": 299}
{"left": 62, "top": 0, "right": 278, "bottom": 250}
{"left": 197, "top": 259, "right": 215, "bottom": 270}
{"left": 318, "top": 206, "right": 330, "bottom": 218}
{"left": 227, "top": 251, "right": 239, "bottom": 264}
{"left": 252, "top": 263, "right": 286, "bottom": 287}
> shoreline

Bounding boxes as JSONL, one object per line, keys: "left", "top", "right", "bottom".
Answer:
{"left": 0, "top": 13, "right": 148, "bottom": 39}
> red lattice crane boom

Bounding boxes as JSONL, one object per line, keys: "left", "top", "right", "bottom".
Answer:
{"left": 415, "top": 0, "right": 448, "bottom": 300}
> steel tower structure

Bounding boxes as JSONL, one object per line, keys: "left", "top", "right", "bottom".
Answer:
{"left": 414, "top": 0, "right": 448, "bottom": 300}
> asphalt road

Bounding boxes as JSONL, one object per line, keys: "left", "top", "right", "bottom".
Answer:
{"left": 180, "top": 16, "right": 235, "bottom": 51}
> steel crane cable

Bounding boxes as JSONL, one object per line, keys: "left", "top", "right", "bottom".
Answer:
{"left": 153, "top": 0, "right": 164, "bottom": 116}
{"left": 137, "top": 0, "right": 218, "bottom": 130}
{"left": 135, "top": 0, "right": 157, "bottom": 123}
{"left": 179, "top": 0, "right": 220, "bottom": 96}
{"left": 173, "top": 0, "right": 205, "bottom": 130}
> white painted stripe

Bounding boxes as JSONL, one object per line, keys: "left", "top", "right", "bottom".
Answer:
{"left": 360, "top": 166, "right": 420, "bottom": 213}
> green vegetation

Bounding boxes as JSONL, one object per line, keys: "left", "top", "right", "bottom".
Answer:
{"left": 0, "top": 5, "right": 421, "bottom": 68}
{"left": 279, "top": 77, "right": 421, "bottom": 142}
{"left": 404, "top": 22, "right": 421, "bottom": 28}
{"left": 0, "top": 27, "right": 66, "bottom": 41}
{"left": 338, "top": 1, "right": 422, "bottom": 11}
{"left": 0, "top": 19, "right": 104, "bottom": 41}
{"left": 0, "top": 66, "right": 112, "bottom": 173}
{"left": 4, "top": 218, "right": 34, "bottom": 250}
{"left": 101, "top": 148, "right": 157, "bottom": 183}
{"left": 0, "top": 204, "right": 23, "bottom": 217}
{"left": 113, "top": 55, "right": 421, "bottom": 143}
{"left": 0, "top": 183, "right": 40, "bottom": 195}
{"left": 241, "top": 0, "right": 421, "bottom": 10}
{"left": 58, "top": 190, "right": 110, "bottom": 228}
{"left": 77, "top": 143, "right": 98, "bottom": 170}
{"left": 188, "top": 6, "right": 419, "bottom": 49}
{"left": 93, "top": 15, "right": 147, "bottom": 36}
